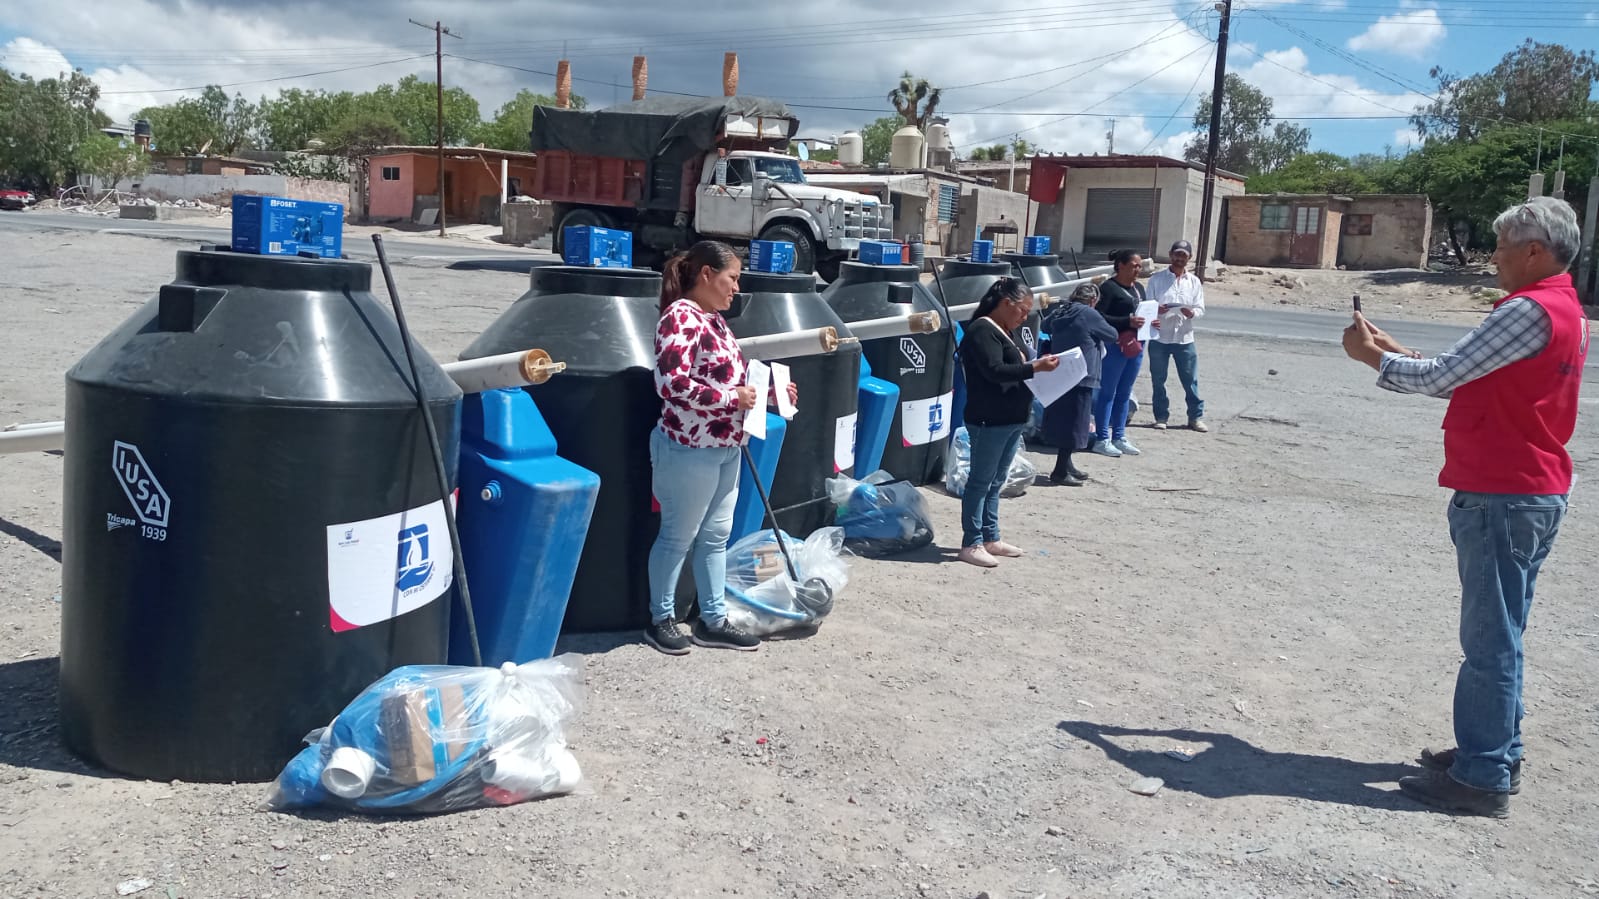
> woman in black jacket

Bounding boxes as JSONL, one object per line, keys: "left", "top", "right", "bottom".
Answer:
{"left": 1090, "top": 249, "right": 1150, "bottom": 458}
{"left": 956, "top": 278, "right": 1061, "bottom": 568}
{"left": 1040, "top": 281, "right": 1119, "bottom": 485}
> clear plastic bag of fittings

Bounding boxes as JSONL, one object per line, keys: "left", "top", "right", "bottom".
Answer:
{"left": 943, "top": 426, "right": 1037, "bottom": 499}
{"left": 724, "top": 526, "right": 850, "bottom": 636}
{"left": 825, "top": 469, "right": 936, "bottom": 558}
{"left": 264, "top": 655, "right": 585, "bottom": 815}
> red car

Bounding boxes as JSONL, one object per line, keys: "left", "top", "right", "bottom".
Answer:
{"left": 0, "top": 189, "right": 37, "bottom": 211}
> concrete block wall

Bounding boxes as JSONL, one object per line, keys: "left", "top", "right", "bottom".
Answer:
{"left": 115, "top": 174, "right": 352, "bottom": 211}
{"left": 1338, "top": 196, "right": 1431, "bottom": 270}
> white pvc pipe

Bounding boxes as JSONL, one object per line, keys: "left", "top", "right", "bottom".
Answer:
{"left": 736, "top": 326, "right": 840, "bottom": 361}
{"left": 4, "top": 420, "right": 63, "bottom": 431}
{"left": 0, "top": 426, "right": 64, "bottom": 455}
{"left": 845, "top": 310, "right": 942, "bottom": 342}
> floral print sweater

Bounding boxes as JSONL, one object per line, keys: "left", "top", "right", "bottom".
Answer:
{"left": 654, "top": 298, "right": 747, "bottom": 448}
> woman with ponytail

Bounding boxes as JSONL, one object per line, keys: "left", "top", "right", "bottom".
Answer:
{"left": 644, "top": 240, "right": 796, "bottom": 655}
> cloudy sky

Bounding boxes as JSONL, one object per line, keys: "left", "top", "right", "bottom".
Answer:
{"left": 2, "top": 0, "right": 1595, "bottom": 159}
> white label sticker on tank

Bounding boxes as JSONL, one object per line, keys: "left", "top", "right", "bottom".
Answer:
{"left": 834, "top": 412, "right": 858, "bottom": 473}
{"left": 326, "top": 495, "right": 456, "bottom": 633}
{"left": 900, "top": 391, "right": 954, "bottom": 447}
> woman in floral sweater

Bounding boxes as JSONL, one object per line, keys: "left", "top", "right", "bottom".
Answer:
{"left": 645, "top": 240, "right": 796, "bottom": 655}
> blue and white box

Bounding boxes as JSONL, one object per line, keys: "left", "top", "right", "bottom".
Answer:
{"left": 858, "top": 240, "right": 903, "bottom": 266}
{"left": 231, "top": 195, "right": 344, "bottom": 258}
{"left": 562, "top": 225, "right": 633, "bottom": 268}
{"left": 970, "top": 239, "right": 995, "bottom": 263}
{"left": 1023, "top": 235, "right": 1052, "bottom": 255}
{"left": 749, "top": 239, "right": 796, "bottom": 273}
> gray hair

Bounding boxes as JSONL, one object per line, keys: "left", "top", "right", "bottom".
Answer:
{"left": 1493, "top": 197, "right": 1581, "bottom": 268}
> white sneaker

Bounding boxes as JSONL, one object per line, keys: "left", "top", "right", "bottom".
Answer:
{"left": 1189, "top": 419, "right": 1209, "bottom": 433}
{"left": 1090, "top": 439, "right": 1123, "bottom": 458}
{"left": 1113, "top": 438, "right": 1142, "bottom": 456}
{"left": 1152, "top": 420, "right": 1168, "bottom": 430}
{"left": 958, "top": 545, "right": 999, "bottom": 568}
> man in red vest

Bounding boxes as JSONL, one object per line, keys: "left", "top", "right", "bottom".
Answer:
{"left": 1343, "top": 196, "right": 1588, "bottom": 818}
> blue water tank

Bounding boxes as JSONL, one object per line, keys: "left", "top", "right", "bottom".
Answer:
{"left": 854, "top": 355, "right": 901, "bottom": 477}
{"left": 455, "top": 388, "right": 601, "bottom": 665}
{"left": 729, "top": 412, "right": 787, "bottom": 541}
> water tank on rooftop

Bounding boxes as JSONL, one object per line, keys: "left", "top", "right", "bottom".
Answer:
{"left": 890, "top": 126, "right": 927, "bottom": 170}
{"left": 838, "top": 131, "right": 864, "bottom": 166}
{"left": 133, "top": 119, "right": 153, "bottom": 139}
{"left": 60, "top": 248, "right": 459, "bottom": 783}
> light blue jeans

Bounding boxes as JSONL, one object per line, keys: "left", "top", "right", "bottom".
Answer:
{"left": 962, "top": 423, "right": 1025, "bottom": 547}
{"left": 1446, "top": 491, "right": 1567, "bottom": 793}
{"left": 647, "top": 428, "right": 741, "bottom": 626}
{"left": 1148, "top": 341, "right": 1204, "bottom": 423}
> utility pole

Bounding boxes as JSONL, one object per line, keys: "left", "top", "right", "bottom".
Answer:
{"left": 1194, "top": 0, "right": 1231, "bottom": 280}
{"left": 1106, "top": 119, "right": 1116, "bottom": 154}
{"left": 409, "top": 18, "right": 460, "bottom": 238}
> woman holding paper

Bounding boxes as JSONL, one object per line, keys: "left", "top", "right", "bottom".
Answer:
{"left": 644, "top": 240, "right": 797, "bottom": 655}
{"left": 1090, "top": 249, "right": 1151, "bottom": 458}
{"left": 956, "top": 278, "right": 1061, "bottom": 568}
{"left": 1040, "top": 281, "right": 1120, "bottom": 485}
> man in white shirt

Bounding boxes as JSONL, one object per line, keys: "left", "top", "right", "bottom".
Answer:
{"left": 1146, "top": 239, "right": 1207, "bottom": 432}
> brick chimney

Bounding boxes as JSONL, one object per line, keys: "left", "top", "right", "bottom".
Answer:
{"left": 632, "top": 56, "right": 647, "bottom": 101}
{"left": 556, "top": 60, "right": 572, "bottom": 108}
{"left": 722, "top": 52, "right": 738, "bottom": 97}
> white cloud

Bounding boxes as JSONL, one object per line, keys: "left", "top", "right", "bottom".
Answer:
{"left": 1392, "top": 127, "right": 1421, "bottom": 149}
{"left": 1346, "top": 6, "right": 1445, "bottom": 58}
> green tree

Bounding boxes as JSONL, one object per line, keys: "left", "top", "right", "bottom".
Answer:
{"left": 0, "top": 67, "right": 109, "bottom": 190}
{"left": 472, "top": 89, "right": 584, "bottom": 151}
{"left": 77, "top": 133, "right": 151, "bottom": 185}
{"left": 258, "top": 88, "right": 358, "bottom": 151}
{"left": 356, "top": 75, "right": 480, "bottom": 146}
{"left": 1414, "top": 40, "right": 1599, "bottom": 141}
{"left": 1246, "top": 151, "right": 1378, "bottom": 194}
{"left": 859, "top": 115, "right": 900, "bottom": 165}
{"left": 136, "top": 85, "right": 259, "bottom": 155}
{"left": 1011, "top": 138, "right": 1035, "bottom": 159}
{"left": 1184, "top": 74, "right": 1310, "bottom": 177}
{"left": 888, "top": 72, "right": 942, "bottom": 130}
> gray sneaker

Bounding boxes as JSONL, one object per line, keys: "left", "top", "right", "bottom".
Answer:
{"left": 1090, "top": 439, "right": 1122, "bottom": 458}
{"left": 692, "top": 618, "right": 760, "bottom": 651}
{"left": 1112, "top": 438, "right": 1142, "bottom": 456}
{"left": 644, "top": 619, "right": 691, "bottom": 656}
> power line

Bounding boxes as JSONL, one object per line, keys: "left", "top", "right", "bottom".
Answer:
{"left": 95, "top": 54, "right": 432, "bottom": 94}
{"left": 1140, "top": 46, "right": 1216, "bottom": 153}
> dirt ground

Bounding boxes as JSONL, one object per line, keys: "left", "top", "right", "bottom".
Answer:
{"left": 3, "top": 227, "right": 1598, "bottom": 898}
{"left": 1204, "top": 262, "right": 1502, "bottom": 327}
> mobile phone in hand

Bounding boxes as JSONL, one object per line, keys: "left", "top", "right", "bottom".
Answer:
{"left": 1352, "top": 293, "right": 1362, "bottom": 313}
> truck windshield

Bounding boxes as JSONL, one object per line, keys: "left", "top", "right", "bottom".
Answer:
{"left": 752, "top": 157, "right": 805, "bottom": 184}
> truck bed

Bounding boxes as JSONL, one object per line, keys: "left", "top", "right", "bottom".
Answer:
{"left": 531, "top": 151, "right": 648, "bottom": 209}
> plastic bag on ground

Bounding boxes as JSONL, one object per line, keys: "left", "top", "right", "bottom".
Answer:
{"left": 943, "top": 426, "right": 1036, "bottom": 498}
{"left": 827, "top": 469, "right": 935, "bottom": 558}
{"left": 265, "top": 655, "right": 585, "bottom": 815}
{"left": 724, "top": 526, "right": 849, "bottom": 636}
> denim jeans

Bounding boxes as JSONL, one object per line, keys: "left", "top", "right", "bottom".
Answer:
{"left": 1446, "top": 491, "right": 1567, "bottom": 793}
{"left": 646, "top": 428, "right": 741, "bottom": 626}
{"left": 1148, "top": 341, "right": 1204, "bottom": 423}
{"left": 962, "top": 423, "right": 1024, "bottom": 547}
{"left": 1093, "top": 346, "right": 1143, "bottom": 442}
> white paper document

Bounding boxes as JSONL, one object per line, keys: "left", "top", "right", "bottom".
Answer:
{"left": 771, "top": 361, "right": 797, "bottom": 419}
{"left": 743, "top": 359, "right": 771, "bottom": 439}
{"left": 1025, "top": 347, "right": 1087, "bottom": 406}
{"left": 1135, "top": 300, "right": 1160, "bottom": 342}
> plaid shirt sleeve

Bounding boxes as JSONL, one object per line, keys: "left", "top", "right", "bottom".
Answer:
{"left": 1376, "top": 298, "right": 1550, "bottom": 398}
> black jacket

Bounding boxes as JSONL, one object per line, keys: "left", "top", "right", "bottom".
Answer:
{"left": 1097, "top": 278, "right": 1147, "bottom": 334}
{"left": 959, "top": 317, "right": 1035, "bottom": 426}
{"left": 1041, "top": 302, "right": 1119, "bottom": 389}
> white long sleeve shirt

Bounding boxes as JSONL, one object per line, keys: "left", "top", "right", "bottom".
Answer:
{"left": 1147, "top": 268, "right": 1205, "bottom": 345}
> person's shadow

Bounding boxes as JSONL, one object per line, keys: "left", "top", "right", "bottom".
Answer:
{"left": 1057, "top": 720, "right": 1424, "bottom": 812}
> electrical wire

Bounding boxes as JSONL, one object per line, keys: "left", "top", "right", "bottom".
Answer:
{"left": 1139, "top": 46, "right": 1216, "bottom": 153}
{"left": 95, "top": 55, "right": 431, "bottom": 95}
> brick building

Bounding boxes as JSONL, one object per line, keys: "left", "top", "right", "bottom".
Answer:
{"left": 1221, "top": 194, "right": 1432, "bottom": 270}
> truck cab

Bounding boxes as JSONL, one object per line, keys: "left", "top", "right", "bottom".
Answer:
{"left": 695, "top": 150, "right": 892, "bottom": 279}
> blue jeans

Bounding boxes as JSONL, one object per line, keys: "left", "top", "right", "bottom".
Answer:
{"left": 962, "top": 423, "right": 1024, "bottom": 547}
{"left": 1148, "top": 341, "right": 1204, "bottom": 423}
{"left": 1446, "top": 491, "right": 1567, "bottom": 793}
{"left": 1094, "top": 346, "right": 1143, "bottom": 442}
{"left": 646, "top": 428, "right": 741, "bottom": 625}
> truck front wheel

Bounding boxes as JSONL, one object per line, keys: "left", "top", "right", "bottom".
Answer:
{"left": 758, "top": 223, "right": 817, "bottom": 276}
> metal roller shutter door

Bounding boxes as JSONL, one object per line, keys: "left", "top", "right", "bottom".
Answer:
{"left": 1083, "top": 188, "right": 1159, "bottom": 256}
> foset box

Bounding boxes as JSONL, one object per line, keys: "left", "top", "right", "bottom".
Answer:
{"left": 231, "top": 195, "right": 345, "bottom": 259}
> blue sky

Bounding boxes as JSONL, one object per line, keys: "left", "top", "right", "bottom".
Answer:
{"left": 1, "top": 0, "right": 1595, "bottom": 160}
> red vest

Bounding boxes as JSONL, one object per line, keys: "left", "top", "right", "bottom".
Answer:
{"left": 1440, "top": 273, "right": 1588, "bottom": 495}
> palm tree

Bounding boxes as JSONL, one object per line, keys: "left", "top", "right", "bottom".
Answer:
{"left": 888, "top": 72, "right": 943, "bottom": 130}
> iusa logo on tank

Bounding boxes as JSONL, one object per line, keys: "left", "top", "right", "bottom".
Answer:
{"left": 1020, "top": 327, "right": 1036, "bottom": 354}
{"left": 325, "top": 496, "right": 455, "bottom": 633}
{"left": 395, "top": 524, "right": 435, "bottom": 595}
{"left": 110, "top": 440, "right": 170, "bottom": 542}
{"left": 898, "top": 337, "right": 927, "bottom": 376}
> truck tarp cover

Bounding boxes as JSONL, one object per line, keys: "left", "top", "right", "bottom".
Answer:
{"left": 530, "top": 95, "right": 798, "bottom": 158}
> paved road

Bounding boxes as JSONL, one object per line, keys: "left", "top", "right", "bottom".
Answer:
{"left": 0, "top": 209, "right": 548, "bottom": 268}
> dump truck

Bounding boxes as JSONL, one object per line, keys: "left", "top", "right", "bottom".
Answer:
{"left": 530, "top": 95, "right": 893, "bottom": 280}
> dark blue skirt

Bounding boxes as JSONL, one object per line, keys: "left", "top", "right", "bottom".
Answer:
{"left": 1040, "top": 384, "right": 1095, "bottom": 451}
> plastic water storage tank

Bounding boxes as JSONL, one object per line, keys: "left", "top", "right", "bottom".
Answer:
{"left": 933, "top": 258, "right": 1043, "bottom": 430}
{"left": 823, "top": 261, "right": 954, "bottom": 486}
{"left": 1001, "top": 251, "right": 1077, "bottom": 295}
{"left": 60, "top": 249, "right": 460, "bottom": 783}
{"left": 460, "top": 266, "right": 662, "bottom": 633}
{"left": 837, "top": 131, "right": 864, "bottom": 166}
{"left": 725, "top": 271, "right": 863, "bottom": 536}
{"left": 890, "top": 126, "right": 927, "bottom": 170}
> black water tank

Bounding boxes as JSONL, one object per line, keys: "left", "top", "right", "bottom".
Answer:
{"left": 461, "top": 266, "right": 662, "bottom": 633}
{"left": 934, "top": 258, "right": 1043, "bottom": 357}
{"left": 1002, "top": 252, "right": 1078, "bottom": 294}
{"left": 822, "top": 262, "right": 955, "bottom": 486}
{"left": 61, "top": 249, "right": 460, "bottom": 783}
{"left": 726, "top": 271, "right": 862, "bottom": 536}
